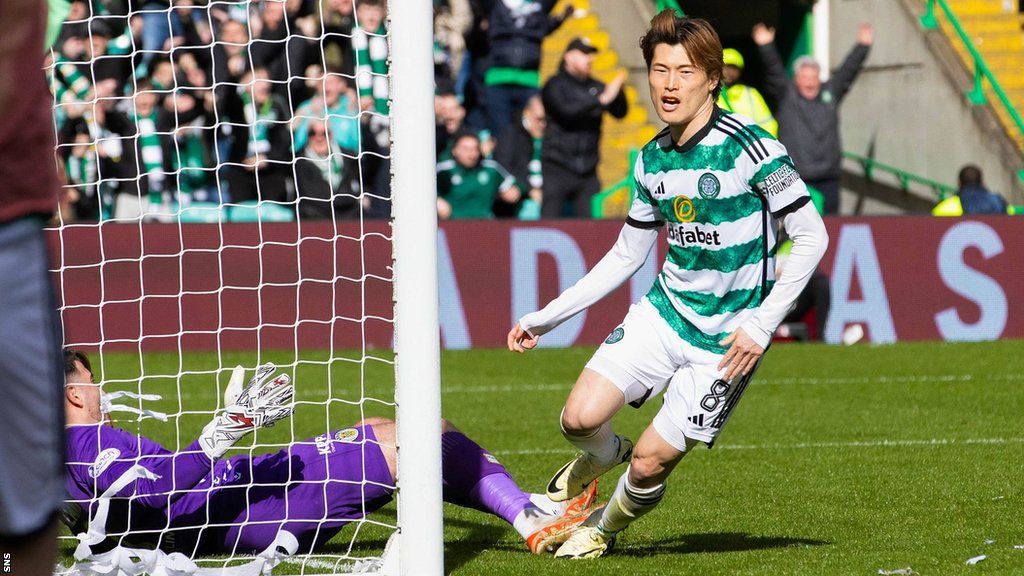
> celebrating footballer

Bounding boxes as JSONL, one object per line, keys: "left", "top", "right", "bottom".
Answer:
{"left": 508, "top": 10, "right": 828, "bottom": 559}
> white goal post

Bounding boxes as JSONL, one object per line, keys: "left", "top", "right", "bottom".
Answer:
{"left": 389, "top": 0, "right": 445, "bottom": 573}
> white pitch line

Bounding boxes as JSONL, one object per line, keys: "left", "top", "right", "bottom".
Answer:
{"left": 492, "top": 436, "right": 1024, "bottom": 456}
{"left": 109, "top": 373, "right": 1024, "bottom": 404}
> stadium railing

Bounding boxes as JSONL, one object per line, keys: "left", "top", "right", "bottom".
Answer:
{"left": 842, "top": 151, "right": 957, "bottom": 200}
{"left": 591, "top": 149, "right": 638, "bottom": 218}
{"left": 920, "top": 0, "right": 1024, "bottom": 184}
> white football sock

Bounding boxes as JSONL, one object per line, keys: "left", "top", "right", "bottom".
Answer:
{"left": 528, "top": 493, "right": 566, "bottom": 516}
{"left": 512, "top": 505, "right": 553, "bottom": 538}
{"left": 597, "top": 468, "right": 665, "bottom": 534}
{"left": 562, "top": 416, "right": 618, "bottom": 465}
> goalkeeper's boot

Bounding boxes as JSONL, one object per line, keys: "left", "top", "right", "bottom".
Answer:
{"left": 562, "top": 480, "right": 598, "bottom": 518}
{"left": 526, "top": 502, "right": 605, "bottom": 555}
{"left": 554, "top": 510, "right": 617, "bottom": 560}
{"left": 546, "top": 434, "right": 632, "bottom": 502}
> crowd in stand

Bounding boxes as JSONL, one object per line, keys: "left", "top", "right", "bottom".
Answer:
{"left": 51, "top": 0, "right": 631, "bottom": 222}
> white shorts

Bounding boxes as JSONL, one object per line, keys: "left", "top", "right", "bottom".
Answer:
{"left": 585, "top": 298, "right": 761, "bottom": 450}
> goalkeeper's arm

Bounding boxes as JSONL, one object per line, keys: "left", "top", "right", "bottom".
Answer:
{"left": 512, "top": 223, "right": 657, "bottom": 344}
{"left": 87, "top": 365, "right": 295, "bottom": 509}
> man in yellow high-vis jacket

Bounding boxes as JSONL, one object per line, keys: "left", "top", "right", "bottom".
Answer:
{"left": 717, "top": 48, "right": 778, "bottom": 136}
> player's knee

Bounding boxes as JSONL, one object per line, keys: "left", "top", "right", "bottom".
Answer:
{"left": 559, "top": 408, "right": 598, "bottom": 437}
{"left": 627, "top": 453, "right": 666, "bottom": 488}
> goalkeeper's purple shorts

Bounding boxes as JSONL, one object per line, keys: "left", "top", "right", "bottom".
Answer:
{"left": 218, "top": 423, "right": 395, "bottom": 554}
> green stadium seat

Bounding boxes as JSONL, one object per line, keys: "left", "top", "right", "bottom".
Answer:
{"left": 229, "top": 201, "right": 295, "bottom": 223}
{"left": 177, "top": 202, "right": 226, "bottom": 224}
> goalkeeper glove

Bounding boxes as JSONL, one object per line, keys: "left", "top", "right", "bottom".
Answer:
{"left": 199, "top": 363, "right": 295, "bottom": 459}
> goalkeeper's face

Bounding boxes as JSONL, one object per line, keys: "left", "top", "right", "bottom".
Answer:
{"left": 65, "top": 361, "right": 104, "bottom": 425}
{"left": 647, "top": 43, "right": 717, "bottom": 127}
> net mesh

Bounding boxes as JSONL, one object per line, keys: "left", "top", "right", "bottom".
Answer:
{"left": 50, "top": 0, "right": 399, "bottom": 572}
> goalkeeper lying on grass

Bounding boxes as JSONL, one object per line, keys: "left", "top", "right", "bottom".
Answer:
{"left": 61, "top": 349, "right": 598, "bottom": 558}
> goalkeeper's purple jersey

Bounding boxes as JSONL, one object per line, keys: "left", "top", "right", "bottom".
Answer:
{"left": 65, "top": 423, "right": 394, "bottom": 554}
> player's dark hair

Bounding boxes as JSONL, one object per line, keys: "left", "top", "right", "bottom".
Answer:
{"left": 357, "top": 0, "right": 385, "bottom": 8}
{"left": 958, "top": 164, "right": 983, "bottom": 188}
{"left": 64, "top": 348, "right": 92, "bottom": 378}
{"left": 640, "top": 10, "right": 723, "bottom": 100}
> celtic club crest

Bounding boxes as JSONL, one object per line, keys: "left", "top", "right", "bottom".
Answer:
{"left": 698, "top": 173, "right": 720, "bottom": 199}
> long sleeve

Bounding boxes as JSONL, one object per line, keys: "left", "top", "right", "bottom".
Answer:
{"left": 830, "top": 43, "right": 870, "bottom": 103}
{"left": 125, "top": 440, "right": 213, "bottom": 509}
{"left": 606, "top": 84, "right": 628, "bottom": 119}
{"left": 542, "top": 76, "right": 602, "bottom": 123}
{"left": 70, "top": 427, "right": 213, "bottom": 510}
{"left": 740, "top": 202, "right": 828, "bottom": 348}
{"left": 756, "top": 42, "right": 790, "bottom": 102}
{"left": 519, "top": 223, "right": 658, "bottom": 336}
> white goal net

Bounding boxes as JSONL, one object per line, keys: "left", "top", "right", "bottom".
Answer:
{"left": 49, "top": 0, "right": 441, "bottom": 573}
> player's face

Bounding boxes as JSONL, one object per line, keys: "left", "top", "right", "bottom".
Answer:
{"left": 794, "top": 65, "right": 821, "bottom": 99}
{"left": 66, "top": 362, "right": 104, "bottom": 424}
{"left": 648, "top": 43, "right": 717, "bottom": 127}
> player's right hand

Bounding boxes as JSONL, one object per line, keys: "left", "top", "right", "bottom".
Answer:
{"left": 507, "top": 323, "right": 540, "bottom": 354}
{"left": 200, "top": 363, "right": 295, "bottom": 459}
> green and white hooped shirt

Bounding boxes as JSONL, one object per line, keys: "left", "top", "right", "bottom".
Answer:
{"left": 628, "top": 107, "right": 811, "bottom": 354}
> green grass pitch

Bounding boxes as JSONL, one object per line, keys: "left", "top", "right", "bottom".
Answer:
{"left": 61, "top": 340, "right": 1024, "bottom": 575}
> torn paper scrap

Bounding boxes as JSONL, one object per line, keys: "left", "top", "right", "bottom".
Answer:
{"left": 877, "top": 568, "right": 914, "bottom": 575}
{"left": 966, "top": 555, "right": 986, "bottom": 565}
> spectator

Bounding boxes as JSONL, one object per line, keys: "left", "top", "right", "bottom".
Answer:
{"left": 932, "top": 165, "right": 1009, "bottom": 216}
{"left": 319, "top": 0, "right": 357, "bottom": 75}
{"left": 754, "top": 22, "right": 872, "bottom": 215}
{"left": 295, "top": 123, "right": 361, "bottom": 220}
{"left": 435, "top": 91, "right": 468, "bottom": 156}
{"left": 434, "top": 0, "right": 473, "bottom": 94}
{"left": 717, "top": 48, "right": 777, "bottom": 136}
{"left": 293, "top": 73, "right": 361, "bottom": 154}
{"left": 436, "top": 131, "right": 520, "bottom": 219}
{"left": 224, "top": 68, "right": 292, "bottom": 203}
{"left": 133, "top": 81, "right": 172, "bottom": 215}
{"left": 482, "top": 0, "right": 571, "bottom": 134}
{"left": 60, "top": 118, "right": 102, "bottom": 221}
{"left": 165, "top": 91, "right": 216, "bottom": 204}
{"left": 353, "top": 0, "right": 389, "bottom": 115}
{"left": 494, "top": 95, "right": 545, "bottom": 218}
{"left": 460, "top": 0, "right": 492, "bottom": 129}
{"left": 541, "top": 37, "right": 627, "bottom": 218}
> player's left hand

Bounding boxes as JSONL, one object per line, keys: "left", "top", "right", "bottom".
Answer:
{"left": 718, "top": 328, "right": 764, "bottom": 381}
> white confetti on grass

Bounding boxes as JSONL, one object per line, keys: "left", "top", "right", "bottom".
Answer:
{"left": 985, "top": 539, "right": 996, "bottom": 545}
{"left": 966, "top": 555, "right": 987, "bottom": 565}
{"left": 1015, "top": 545, "right": 1024, "bottom": 550}
{"left": 878, "top": 568, "right": 914, "bottom": 575}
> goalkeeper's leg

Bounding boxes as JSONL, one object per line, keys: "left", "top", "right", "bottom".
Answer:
{"left": 433, "top": 420, "right": 600, "bottom": 554}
